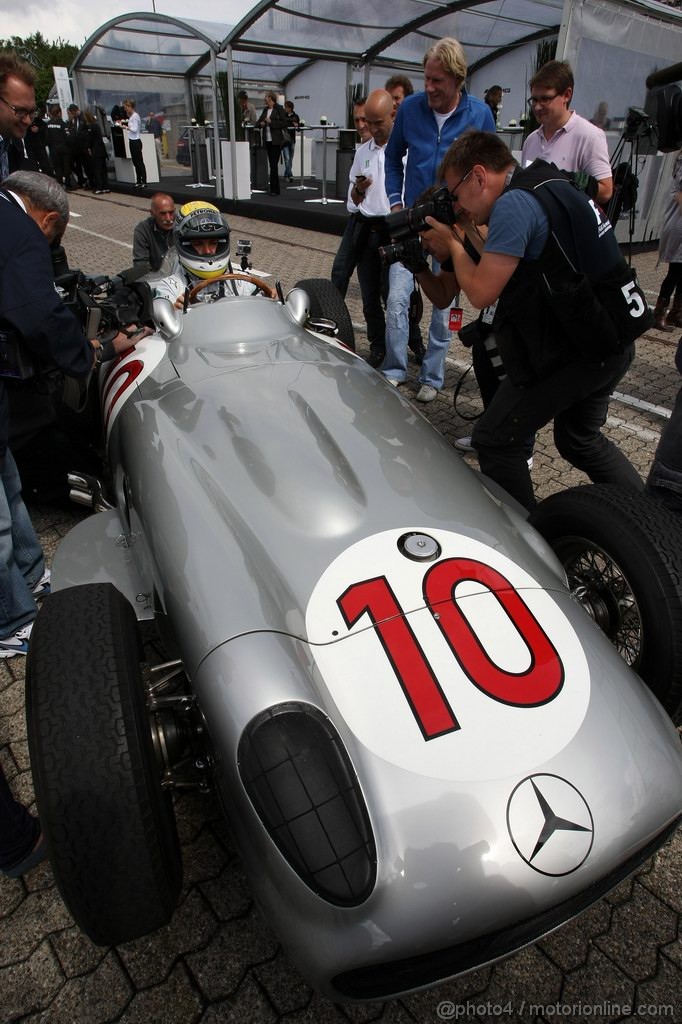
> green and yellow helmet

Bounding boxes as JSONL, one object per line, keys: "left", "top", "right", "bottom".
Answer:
{"left": 174, "top": 201, "right": 230, "bottom": 279}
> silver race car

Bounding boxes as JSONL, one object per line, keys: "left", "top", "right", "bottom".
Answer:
{"left": 26, "top": 273, "right": 682, "bottom": 1003}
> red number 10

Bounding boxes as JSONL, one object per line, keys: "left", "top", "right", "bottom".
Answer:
{"left": 337, "top": 558, "right": 564, "bottom": 741}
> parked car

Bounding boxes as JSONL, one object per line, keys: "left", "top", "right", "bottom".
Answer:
{"left": 26, "top": 276, "right": 682, "bottom": 1003}
{"left": 176, "top": 127, "right": 190, "bottom": 165}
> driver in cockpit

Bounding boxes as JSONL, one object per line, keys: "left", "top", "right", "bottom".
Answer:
{"left": 153, "top": 201, "right": 260, "bottom": 304}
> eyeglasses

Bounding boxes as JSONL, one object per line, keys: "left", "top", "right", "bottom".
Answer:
{"left": 528, "top": 94, "right": 558, "bottom": 107}
{"left": 447, "top": 169, "right": 472, "bottom": 202}
{"left": 0, "top": 95, "right": 38, "bottom": 121}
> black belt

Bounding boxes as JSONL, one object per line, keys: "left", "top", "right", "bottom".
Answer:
{"left": 354, "top": 213, "right": 387, "bottom": 227}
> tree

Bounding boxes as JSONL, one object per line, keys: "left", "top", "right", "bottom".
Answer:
{"left": 0, "top": 33, "right": 79, "bottom": 105}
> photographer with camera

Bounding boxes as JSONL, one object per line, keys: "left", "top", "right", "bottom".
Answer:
{"left": 414, "top": 132, "right": 649, "bottom": 511}
{"left": 0, "top": 171, "right": 145, "bottom": 657}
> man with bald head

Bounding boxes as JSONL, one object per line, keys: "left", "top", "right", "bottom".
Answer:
{"left": 132, "top": 192, "right": 175, "bottom": 271}
{"left": 345, "top": 88, "right": 396, "bottom": 368}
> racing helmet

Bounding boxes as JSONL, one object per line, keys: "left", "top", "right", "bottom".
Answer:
{"left": 174, "top": 201, "right": 230, "bottom": 280}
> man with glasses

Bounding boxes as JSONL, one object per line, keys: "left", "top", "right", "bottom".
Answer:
{"left": 522, "top": 60, "right": 612, "bottom": 205}
{"left": 413, "top": 132, "right": 646, "bottom": 510}
{"left": 0, "top": 52, "right": 38, "bottom": 182}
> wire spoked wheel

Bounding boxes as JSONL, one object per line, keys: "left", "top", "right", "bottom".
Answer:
{"left": 554, "top": 537, "right": 641, "bottom": 667}
{"left": 529, "top": 484, "right": 682, "bottom": 722}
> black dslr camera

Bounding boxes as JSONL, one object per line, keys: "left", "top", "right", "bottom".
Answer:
{"left": 57, "top": 267, "right": 153, "bottom": 345}
{"left": 379, "top": 185, "right": 458, "bottom": 269}
{"left": 0, "top": 264, "right": 153, "bottom": 382}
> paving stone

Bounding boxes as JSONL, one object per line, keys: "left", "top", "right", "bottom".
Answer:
{"left": 50, "top": 925, "right": 108, "bottom": 978}
{"left": 481, "top": 945, "right": 563, "bottom": 1023}
{"left": 0, "top": 938, "right": 65, "bottom": 1021}
{"left": 638, "top": 828, "right": 682, "bottom": 914}
{"left": 186, "top": 907, "right": 280, "bottom": 1001}
{"left": 661, "top": 933, "right": 682, "bottom": 971}
{"left": 174, "top": 790, "right": 223, "bottom": 846}
{"left": 0, "top": 877, "right": 26, "bottom": 919}
{"left": 180, "top": 825, "right": 230, "bottom": 889}
{"left": 635, "top": 955, "right": 682, "bottom": 1019}
{"left": 198, "top": 857, "right": 253, "bottom": 921}
{"left": 272, "top": 991, "right": 347, "bottom": 1024}
{"left": 199, "top": 973, "right": 279, "bottom": 1024}
{"left": 538, "top": 899, "right": 612, "bottom": 970}
{"left": 253, "top": 948, "right": 314, "bottom": 1014}
{"left": 0, "top": 887, "right": 74, "bottom": 966}
{"left": 561, "top": 946, "right": 636, "bottom": 1022}
{"left": 118, "top": 961, "right": 203, "bottom": 1023}
{"left": 594, "top": 881, "right": 677, "bottom": 980}
{"left": 117, "top": 887, "right": 218, "bottom": 988}
{"left": 400, "top": 966, "right": 493, "bottom": 1018}
{"left": 603, "top": 874, "right": 636, "bottom": 906}
{"left": 35, "top": 950, "right": 132, "bottom": 1024}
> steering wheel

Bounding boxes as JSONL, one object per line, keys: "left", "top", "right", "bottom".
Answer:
{"left": 185, "top": 272, "right": 277, "bottom": 304}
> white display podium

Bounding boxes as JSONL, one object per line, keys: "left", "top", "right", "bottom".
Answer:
{"left": 113, "top": 131, "right": 159, "bottom": 184}
{"left": 221, "top": 141, "right": 251, "bottom": 200}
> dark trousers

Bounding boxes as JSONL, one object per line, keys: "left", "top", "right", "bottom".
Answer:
{"left": 472, "top": 345, "right": 643, "bottom": 510}
{"left": 659, "top": 263, "right": 682, "bottom": 304}
{"left": 331, "top": 216, "right": 356, "bottom": 298}
{"left": 354, "top": 217, "right": 389, "bottom": 355}
{"left": 646, "top": 382, "right": 682, "bottom": 512}
{"left": 0, "top": 764, "right": 38, "bottom": 872}
{"left": 91, "top": 150, "right": 109, "bottom": 191}
{"left": 265, "top": 141, "right": 281, "bottom": 193}
{"left": 129, "top": 138, "right": 146, "bottom": 185}
{"left": 51, "top": 147, "right": 70, "bottom": 187}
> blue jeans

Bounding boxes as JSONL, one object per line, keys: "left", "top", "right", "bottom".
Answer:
{"left": 281, "top": 142, "right": 294, "bottom": 179}
{"left": 383, "top": 259, "right": 452, "bottom": 388}
{"left": 0, "top": 448, "right": 43, "bottom": 638}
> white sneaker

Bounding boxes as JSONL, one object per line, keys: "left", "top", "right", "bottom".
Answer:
{"left": 415, "top": 384, "right": 438, "bottom": 403}
{"left": 0, "top": 622, "right": 33, "bottom": 659}
{"left": 32, "top": 568, "right": 51, "bottom": 599}
{"left": 527, "top": 457, "right": 534, "bottom": 470}
{"left": 454, "top": 436, "right": 476, "bottom": 453}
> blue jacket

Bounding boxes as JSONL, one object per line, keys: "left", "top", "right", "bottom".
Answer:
{"left": 385, "top": 90, "right": 495, "bottom": 208}
{"left": 0, "top": 190, "right": 93, "bottom": 463}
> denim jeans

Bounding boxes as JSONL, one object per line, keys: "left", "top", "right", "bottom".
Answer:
{"left": 281, "top": 142, "right": 294, "bottom": 179}
{"left": 0, "top": 448, "right": 43, "bottom": 638}
{"left": 0, "top": 763, "right": 38, "bottom": 872}
{"left": 383, "top": 259, "right": 452, "bottom": 388}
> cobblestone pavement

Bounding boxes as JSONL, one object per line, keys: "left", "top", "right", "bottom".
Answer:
{"left": 1, "top": 192, "right": 681, "bottom": 1024}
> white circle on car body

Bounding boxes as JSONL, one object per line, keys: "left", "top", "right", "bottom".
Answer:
{"left": 306, "top": 529, "right": 590, "bottom": 782}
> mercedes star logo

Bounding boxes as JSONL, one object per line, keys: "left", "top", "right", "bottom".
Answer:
{"left": 506, "top": 773, "right": 594, "bottom": 876}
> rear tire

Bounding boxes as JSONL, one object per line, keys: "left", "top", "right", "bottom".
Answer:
{"left": 26, "top": 583, "right": 182, "bottom": 945}
{"left": 529, "top": 484, "right": 682, "bottom": 722}
{"left": 295, "top": 277, "right": 355, "bottom": 351}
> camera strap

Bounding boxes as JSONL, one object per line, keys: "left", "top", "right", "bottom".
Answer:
{"left": 409, "top": 280, "right": 423, "bottom": 324}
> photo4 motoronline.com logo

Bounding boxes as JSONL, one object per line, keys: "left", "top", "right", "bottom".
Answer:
{"left": 436, "top": 1001, "right": 675, "bottom": 1019}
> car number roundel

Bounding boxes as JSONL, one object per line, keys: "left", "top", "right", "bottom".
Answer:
{"left": 305, "top": 529, "right": 590, "bottom": 781}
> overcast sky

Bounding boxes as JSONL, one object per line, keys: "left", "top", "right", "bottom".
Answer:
{"left": 8, "top": 1, "right": 257, "bottom": 48}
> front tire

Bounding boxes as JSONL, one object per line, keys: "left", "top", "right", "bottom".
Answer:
{"left": 295, "top": 277, "right": 355, "bottom": 351}
{"left": 529, "top": 484, "right": 682, "bottom": 721}
{"left": 26, "top": 583, "right": 182, "bottom": 945}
